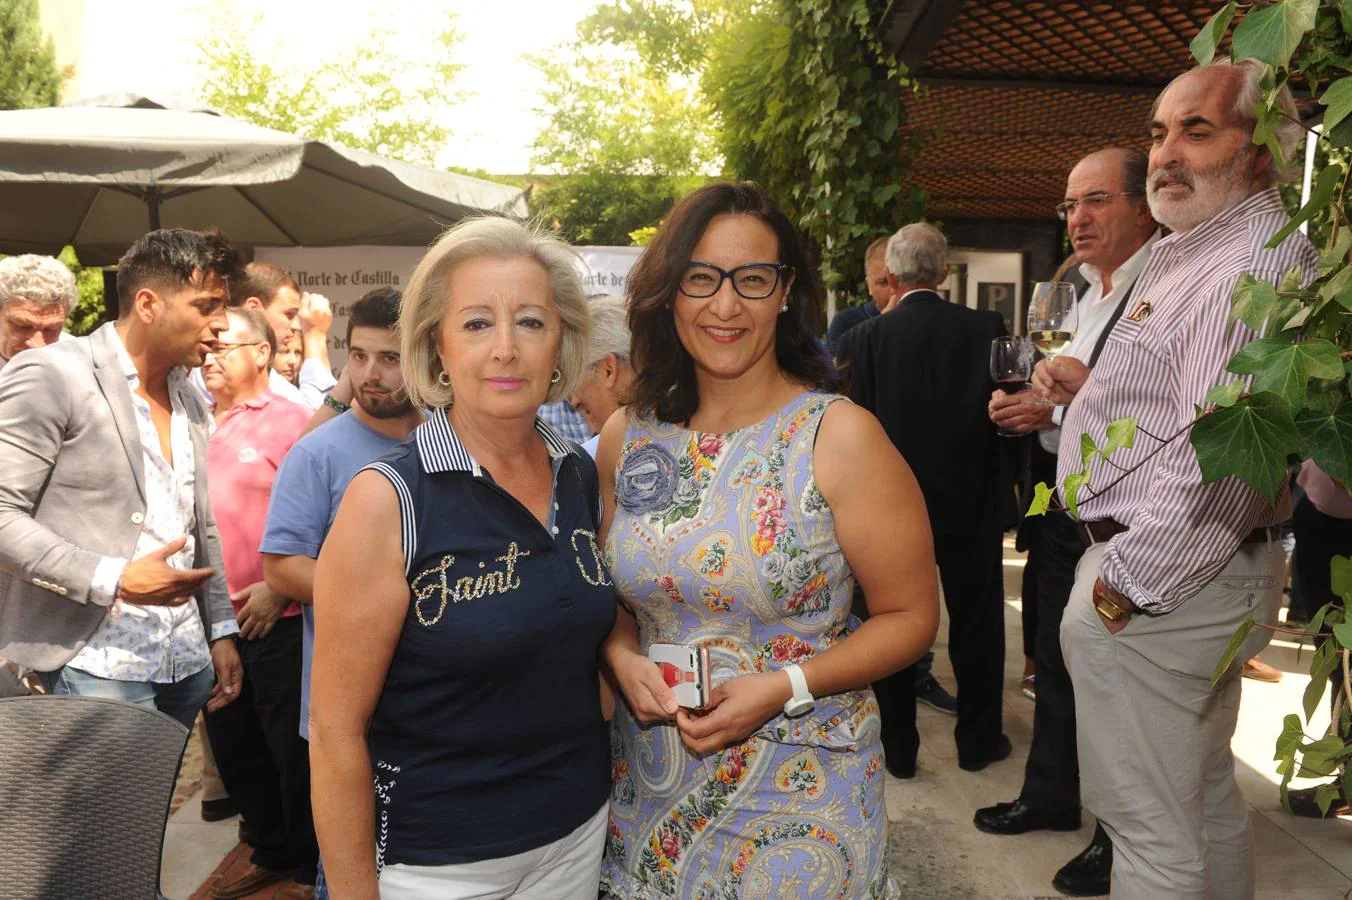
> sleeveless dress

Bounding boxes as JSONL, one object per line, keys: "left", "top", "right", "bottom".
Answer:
{"left": 601, "top": 391, "right": 894, "bottom": 900}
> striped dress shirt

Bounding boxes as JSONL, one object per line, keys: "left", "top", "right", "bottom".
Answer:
{"left": 1058, "top": 188, "right": 1317, "bottom": 613}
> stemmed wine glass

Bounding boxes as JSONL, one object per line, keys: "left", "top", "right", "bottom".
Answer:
{"left": 990, "top": 336, "right": 1034, "bottom": 437}
{"left": 1026, "top": 281, "right": 1077, "bottom": 405}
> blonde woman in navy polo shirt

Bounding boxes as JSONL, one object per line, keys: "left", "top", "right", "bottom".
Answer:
{"left": 309, "top": 218, "right": 614, "bottom": 899}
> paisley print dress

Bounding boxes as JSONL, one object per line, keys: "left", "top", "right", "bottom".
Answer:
{"left": 601, "top": 391, "right": 894, "bottom": 899}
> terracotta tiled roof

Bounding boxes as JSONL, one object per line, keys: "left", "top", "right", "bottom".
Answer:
{"left": 882, "top": 1, "right": 1229, "bottom": 220}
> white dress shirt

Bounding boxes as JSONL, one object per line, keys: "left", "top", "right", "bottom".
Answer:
{"left": 1039, "top": 231, "right": 1161, "bottom": 454}
{"left": 70, "top": 331, "right": 236, "bottom": 683}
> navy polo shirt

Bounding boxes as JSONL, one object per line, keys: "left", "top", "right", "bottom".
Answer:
{"left": 362, "top": 409, "right": 615, "bottom": 869}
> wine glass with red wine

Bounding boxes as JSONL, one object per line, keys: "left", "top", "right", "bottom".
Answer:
{"left": 990, "top": 336, "right": 1034, "bottom": 437}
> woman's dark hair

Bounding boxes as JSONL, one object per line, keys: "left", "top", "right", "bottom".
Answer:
{"left": 627, "top": 181, "right": 842, "bottom": 424}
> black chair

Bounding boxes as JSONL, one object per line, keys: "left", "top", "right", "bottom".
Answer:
{"left": 0, "top": 694, "right": 190, "bottom": 899}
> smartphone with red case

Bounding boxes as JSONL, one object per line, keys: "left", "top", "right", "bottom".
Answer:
{"left": 647, "top": 642, "right": 711, "bottom": 709}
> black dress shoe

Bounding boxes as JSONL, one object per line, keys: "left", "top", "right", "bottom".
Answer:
{"left": 200, "top": 797, "right": 238, "bottom": 822}
{"left": 1052, "top": 823, "right": 1112, "bottom": 897}
{"left": 959, "top": 735, "right": 1012, "bottom": 772}
{"left": 885, "top": 760, "right": 916, "bottom": 779}
{"left": 974, "top": 799, "right": 1080, "bottom": 835}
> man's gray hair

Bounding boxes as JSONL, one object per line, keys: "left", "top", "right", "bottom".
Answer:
{"left": 0, "top": 255, "right": 77, "bottom": 312}
{"left": 885, "top": 223, "right": 948, "bottom": 285}
{"left": 584, "top": 294, "right": 631, "bottom": 366}
{"left": 1154, "top": 58, "right": 1303, "bottom": 182}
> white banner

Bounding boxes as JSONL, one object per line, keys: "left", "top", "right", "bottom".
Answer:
{"left": 255, "top": 245, "right": 425, "bottom": 367}
{"left": 255, "top": 244, "right": 645, "bottom": 373}
{"left": 574, "top": 246, "right": 644, "bottom": 297}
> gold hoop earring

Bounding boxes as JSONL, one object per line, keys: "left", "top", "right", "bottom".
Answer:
{"left": 437, "top": 371, "right": 451, "bottom": 387}
{"left": 550, "top": 369, "right": 562, "bottom": 385}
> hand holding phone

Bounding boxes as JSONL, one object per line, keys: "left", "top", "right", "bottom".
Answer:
{"left": 647, "top": 642, "right": 711, "bottom": 709}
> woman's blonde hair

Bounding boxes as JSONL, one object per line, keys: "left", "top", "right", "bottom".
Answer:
{"left": 400, "top": 217, "right": 591, "bottom": 409}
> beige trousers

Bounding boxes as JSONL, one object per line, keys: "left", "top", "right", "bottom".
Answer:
{"left": 1062, "top": 539, "right": 1282, "bottom": 900}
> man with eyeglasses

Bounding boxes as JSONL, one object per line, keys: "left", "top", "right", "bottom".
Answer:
{"left": 836, "top": 222, "right": 1011, "bottom": 779}
{"left": 978, "top": 147, "right": 1158, "bottom": 897}
{"left": 202, "top": 305, "right": 317, "bottom": 899}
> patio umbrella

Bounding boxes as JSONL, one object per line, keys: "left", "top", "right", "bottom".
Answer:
{"left": 0, "top": 95, "right": 528, "bottom": 265}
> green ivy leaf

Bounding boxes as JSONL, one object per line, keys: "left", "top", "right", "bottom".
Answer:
{"left": 1062, "top": 470, "right": 1090, "bottom": 520}
{"left": 1304, "top": 638, "right": 1336, "bottom": 721}
{"left": 1333, "top": 555, "right": 1352, "bottom": 602}
{"left": 1320, "top": 264, "right": 1352, "bottom": 306}
{"left": 1102, "top": 418, "right": 1138, "bottom": 459}
{"left": 1319, "top": 230, "right": 1352, "bottom": 275}
{"left": 1342, "top": 0, "right": 1352, "bottom": 33}
{"left": 1316, "top": 784, "right": 1344, "bottom": 816}
{"left": 1191, "top": 1, "right": 1239, "bottom": 64}
{"left": 1299, "top": 733, "right": 1346, "bottom": 776}
{"left": 1295, "top": 406, "right": 1352, "bottom": 486}
{"left": 1205, "top": 382, "right": 1247, "bottom": 408}
{"left": 1266, "top": 165, "right": 1342, "bottom": 248}
{"left": 1080, "top": 432, "right": 1098, "bottom": 467}
{"left": 1211, "top": 616, "right": 1256, "bottom": 687}
{"left": 1276, "top": 712, "right": 1305, "bottom": 759}
{"left": 1334, "top": 622, "right": 1352, "bottom": 648}
{"left": 1190, "top": 392, "right": 1305, "bottom": 499}
{"left": 1228, "top": 337, "right": 1344, "bottom": 413}
{"left": 1303, "top": 378, "right": 1345, "bottom": 415}
{"left": 1321, "top": 77, "right": 1352, "bottom": 133}
{"left": 1232, "top": 0, "right": 1319, "bottom": 68}
{"left": 1025, "top": 481, "right": 1054, "bottom": 518}
{"left": 1230, "top": 274, "right": 1279, "bottom": 335}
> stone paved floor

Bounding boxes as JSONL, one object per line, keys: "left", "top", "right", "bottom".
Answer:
{"left": 162, "top": 537, "right": 1352, "bottom": 898}
{"left": 883, "top": 536, "right": 1352, "bottom": 899}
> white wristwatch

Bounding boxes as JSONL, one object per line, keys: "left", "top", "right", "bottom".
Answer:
{"left": 782, "top": 663, "right": 815, "bottom": 717}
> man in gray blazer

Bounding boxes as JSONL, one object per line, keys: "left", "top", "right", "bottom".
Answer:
{"left": 0, "top": 228, "right": 245, "bottom": 727}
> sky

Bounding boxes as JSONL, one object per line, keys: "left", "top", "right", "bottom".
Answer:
{"left": 71, "top": 0, "right": 605, "bottom": 173}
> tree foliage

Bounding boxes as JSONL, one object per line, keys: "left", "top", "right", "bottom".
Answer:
{"left": 529, "top": 38, "right": 715, "bottom": 246}
{"left": 0, "top": 0, "right": 63, "bottom": 110}
{"left": 567, "top": 0, "right": 925, "bottom": 294}
{"left": 0, "top": 0, "right": 100, "bottom": 331}
{"left": 195, "top": 4, "right": 463, "bottom": 165}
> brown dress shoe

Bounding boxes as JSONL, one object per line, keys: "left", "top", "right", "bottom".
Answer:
{"left": 211, "top": 864, "right": 293, "bottom": 900}
{"left": 1242, "top": 657, "right": 1282, "bottom": 683}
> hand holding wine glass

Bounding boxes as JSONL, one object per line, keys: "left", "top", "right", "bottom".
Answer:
{"left": 1027, "top": 281, "right": 1077, "bottom": 404}
{"left": 989, "top": 336, "right": 1034, "bottom": 437}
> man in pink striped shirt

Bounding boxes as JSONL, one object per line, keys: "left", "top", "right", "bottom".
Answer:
{"left": 1035, "top": 59, "right": 1317, "bottom": 898}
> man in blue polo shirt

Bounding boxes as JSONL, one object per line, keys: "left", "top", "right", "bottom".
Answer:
{"left": 260, "top": 288, "right": 419, "bottom": 899}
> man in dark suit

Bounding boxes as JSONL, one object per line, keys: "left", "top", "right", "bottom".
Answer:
{"left": 836, "top": 222, "right": 1010, "bottom": 776}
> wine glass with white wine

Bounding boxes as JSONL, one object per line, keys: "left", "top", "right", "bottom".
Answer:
{"left": 1026, "top": 281, "right": 1077, "bottom": 404}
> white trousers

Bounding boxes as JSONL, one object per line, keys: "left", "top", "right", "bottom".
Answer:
{"left": 1062, "top": 539, "right": 1282, "bottom": 900}
{"left": 377, "top": 803, "right": 607, "bottom": 900}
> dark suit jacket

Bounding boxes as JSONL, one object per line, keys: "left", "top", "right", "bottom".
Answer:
{"left": 836, "top": 290, "right": 1010, "bottom": 536}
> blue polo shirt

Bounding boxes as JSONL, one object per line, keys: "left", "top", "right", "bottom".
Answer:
{"left": 361, "top": 409, "right": 615, "bottom": 868}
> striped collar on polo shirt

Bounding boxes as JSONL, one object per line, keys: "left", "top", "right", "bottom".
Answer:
{"left": 414, "top": 406, "right": 577, "bottom": 475}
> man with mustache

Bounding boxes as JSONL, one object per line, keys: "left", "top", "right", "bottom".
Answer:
{"left": 1034, "top": 59, "right": 1317, "bottom": 898}
{"left": 260, "top": 286, "right": 421, "bottom": 899}
{"left": 981, "top": 147, "right": 1158, "bottom": 897}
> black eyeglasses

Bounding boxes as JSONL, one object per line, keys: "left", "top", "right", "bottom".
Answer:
{"left": 678, "top": 262, "right": 793, "bottom": 301}
{"left": 1055, "top": 192, "right": 1141, "bottom": 221}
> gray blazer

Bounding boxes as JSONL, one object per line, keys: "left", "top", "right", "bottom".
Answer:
{"left": 0, "top": 323, "right": 230, "bottom": 671}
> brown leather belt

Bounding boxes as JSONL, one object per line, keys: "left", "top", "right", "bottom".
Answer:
{"left": 1077, "top": 517, "right": 1272, "bottom": 547}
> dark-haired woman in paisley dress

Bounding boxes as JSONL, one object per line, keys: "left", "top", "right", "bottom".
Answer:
{"left": 596, "top": 182, "right": 939, "bottom": 899}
